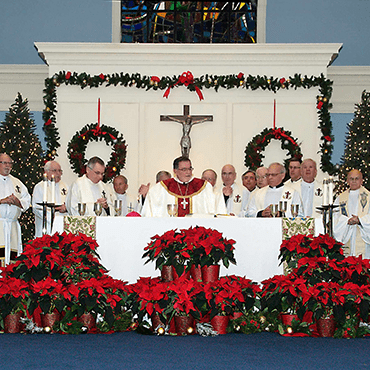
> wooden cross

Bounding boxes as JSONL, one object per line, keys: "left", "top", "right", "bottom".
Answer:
{"left": 160, "top": 105, "right": 213, "bottom": 157}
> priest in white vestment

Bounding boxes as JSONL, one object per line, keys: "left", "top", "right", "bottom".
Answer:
{"left": 142, "top": 156, "right": 216, "bottom": 217}
{"left": 66, "top": 157, "right": 116, "bottom": 217}
{"left": 0, "top": 153, "right": 31, "bottom": 265}
{"left": 221, "top": 164, "right": 244, "bottom": 216}
{"left": 334, "top": 169, "right": 370, "bottom": 258}
{"left": 284, "top": 158, "right": 302, "bottom": 188}
{"left": 113, "top": 175, "right": 138, "bottom": 216}
{"left": 247, "top": 162, "right": 302, "bottom": 218}
{"left": 32, "top": 161, "right": 69, "bottom": 237}
{"left": 290, "top": 159, "right": 323, "bottom": 218}
{"left": 201, "top": 169, "right": 227, "bottom": 214}
{"left": 240, "top": 170, "right": 258, "bottom": 217}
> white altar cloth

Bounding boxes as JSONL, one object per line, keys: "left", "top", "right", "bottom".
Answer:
{"left": 53, "top": 217, "right": 323, "bottom": 284}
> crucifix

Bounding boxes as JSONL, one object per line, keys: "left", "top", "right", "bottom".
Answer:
{"left": 160, "top": 105, "right": 213, "bottom": 157}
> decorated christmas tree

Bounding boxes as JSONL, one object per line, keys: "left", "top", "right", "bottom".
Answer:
{"left": 0, "top": 93, "right": 44, "bottom": 242}
{"left": 337, "top": 91, "right": 370, "bottom": 194}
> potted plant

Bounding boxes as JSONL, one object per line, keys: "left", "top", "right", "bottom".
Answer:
{"left": 142, "top": 229, "right": 193, "bottom": 280}
{"left": 167, "top": 277, "right": 202, "bottom": 335}
{"left": 0, "top": 277, "right": 29, "bottom": 333}
{"left": 279, "top": 234, "right": 345, "bottom": 271}
{"left": 180, "top": 226, "right": 236, "bottom": 282}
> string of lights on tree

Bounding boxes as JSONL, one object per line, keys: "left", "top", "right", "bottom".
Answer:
{"left": 0, "top": 93, "right": 44, "bottom": 242}
{"left": 42, "top": 70, "right": 337, "bottom": 174}
{"left": 336, "top": 90, "right": 370, "bottom": 193}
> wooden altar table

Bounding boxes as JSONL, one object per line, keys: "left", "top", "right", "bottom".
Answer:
{"left": 53, "top": 217, "right": 324, "bottom": 283}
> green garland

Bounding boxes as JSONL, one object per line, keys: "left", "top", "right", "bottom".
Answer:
{"left": 67, "top": 122, "right": 127, "bottom": 182}
{"left": 43, "top": 70, "right": 337, "bottom": 174}
{"left": 244, "top": 127, "right": 302, "bottom": 170}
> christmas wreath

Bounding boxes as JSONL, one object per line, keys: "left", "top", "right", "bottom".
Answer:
{"left": 67, "top": 122, "right": 127, "bottom": 182}
{"left": 244, "top": 127, "right": 302, "bottom": 170}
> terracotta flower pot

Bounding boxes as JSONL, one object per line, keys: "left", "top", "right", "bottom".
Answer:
{"left": 78, "top": 313, "right": 96, "bottom": 331}
{"left": 190, "top": 265, "right": 202, "bottom": 281}
{"left": 201, "top": 265, "right": 220, "bottom": 283}
{"left": 41, "top": 312, "right": 60, "bottom": 333}
{"left": 161, "top": 265, "right": 174, "bottom": 282}
{"left": 4, "top": 312, "right": 23, "bottom": 333}
{"left": 211, "top": 315, "right": 229, "bottom": 335}
{"left": 317, "top": 317, "right": 336, "bottom": 337}
{"left": 280, "top": 313, "right": 299, "bottom": 326}
{"left": 174, "top": 315, "right": 194, "bottom": 335}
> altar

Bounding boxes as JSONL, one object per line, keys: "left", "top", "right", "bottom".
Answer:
{"left": 53, "top": 216, "right": 324, "bottom": 283}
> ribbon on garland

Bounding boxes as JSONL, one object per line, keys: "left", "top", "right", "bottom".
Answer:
{"left": 79, "top": 124, "right": 117, "bottom": 141}
{"left": 260, "top": 128, "right": 297, "bottom": 147}
{"left": 163, "top": 71, "right": 204, "bottom": 101}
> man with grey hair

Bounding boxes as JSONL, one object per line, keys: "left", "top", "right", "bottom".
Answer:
{"left": 113, "top": 174, "right": 139, "bottom": 216}
{"left": 32, "top": 160, "right": 69, "bottom": 237}
{"left": 292, "top": 158, "right": 323, "bottom": 218}
{"left": 256, "top": 167, "right": 268, "bottom": 189}
{"left": 247, "top": 162, "right": 302, "bottom": 217}
{"left": 66, "top": 156, "right": 116, "bottom": 216}
{"left": 0, "top": 153, "right": 30, "bottom": 265}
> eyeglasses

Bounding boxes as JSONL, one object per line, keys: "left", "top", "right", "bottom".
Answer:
{"left": 177, "top": 167, "right": 194, "bottom": 172}
{"left": 256, "top": 175, "right": 267, "bottom": 179}
{"left": 222, "top": 172, "right": 235, "bottom": 176}
{"left": 88, "top": 166, "right": 105, "bottom": 176}
{"left": 267, "top": 173, "right": 281, "bottom": 177}
{"left": 0, "top": 161, "right": 14, "bottom": 166}
{"left": 49, "top": 169, "right": 63, "bottom": 173}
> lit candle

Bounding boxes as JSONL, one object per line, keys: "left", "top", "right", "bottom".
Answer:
{"left": 328, "top": 177, "right": 334, "bottom": 205}
{"left": 43, "top": 173, "right": 48, "bottom": 203}
{"left": 51, "top": 175, "right": 55, "bottom": 204}
{"left": 322, "top": 179, "right": 328, "bottom": 206}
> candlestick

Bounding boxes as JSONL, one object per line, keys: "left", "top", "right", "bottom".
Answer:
{"left": 43, "top": 173, "right": 48, "bottom": 203}
{"left": 328, "top": 177, "right": 334, "bottom": 205}
{"left": 322, "top": 179, "right": 328, "bottom": 206}
{"left": 51, "top": 175, "right": 55, "bottom": 204}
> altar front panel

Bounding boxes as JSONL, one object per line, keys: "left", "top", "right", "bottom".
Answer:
{"left": 53, "top": 217, "right": 323, "bottom": 284}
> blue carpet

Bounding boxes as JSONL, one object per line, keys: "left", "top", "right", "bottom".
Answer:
{"left": 1, "top": 332, "right": 369, "bottom": 370}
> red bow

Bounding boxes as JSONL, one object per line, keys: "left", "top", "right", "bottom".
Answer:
{"left": 163, "top": 71, "right": 204, "bottom": 100}
{"left": 79, "top": 124, "right": 117, "bottom": 141}
{"left": 272, "top": 128, "right": 297, "bottom": 146}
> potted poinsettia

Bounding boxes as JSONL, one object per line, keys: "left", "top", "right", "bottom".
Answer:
{"left": 0, "top": 276, "right": 29, "bottom": 333}
{"left": 261, "top": 272, "right": 310, "bottom": 324}
{"left": 142, "top": 226, "right": 237, "bottom": 282}
{"left": 142, "top": 229, "right": 193, "bottom": 280}
{"left": 279, "top": 234, "right": 345, "bottom": 271}
{"left": 129, "top": 276, "right": 173, "bottom": 328}
{"left": 166, "top": 277, "right": 203, "bottom": 335}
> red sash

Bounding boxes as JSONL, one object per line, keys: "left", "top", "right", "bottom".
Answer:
{"left": 161, "top": 178, "right": 207, "bottom": 217}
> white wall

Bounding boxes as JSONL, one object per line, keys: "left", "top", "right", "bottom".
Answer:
{"left": 33, "top": 43, "right": 340, "bottom": 191}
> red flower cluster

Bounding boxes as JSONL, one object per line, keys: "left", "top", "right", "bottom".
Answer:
{"left": 143, "top": 226, "right": 236, "bottom": 274}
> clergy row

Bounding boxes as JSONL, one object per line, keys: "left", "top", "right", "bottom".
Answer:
{"left": 0, "top": 153, "right": 369, "bottom": 266}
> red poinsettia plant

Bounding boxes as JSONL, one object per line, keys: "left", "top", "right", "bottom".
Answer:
{"left": 129, "top": 277, "right": 173, "bottom": 323}
{"left": 261, "top": 272, "right": 310, "bottom": 319}
{"left": 202, "top": 275, "right": 261, "bottom": 319}
{"left": 279, "top": 234, "right": 344, "bottom": 270}
{"left": 0, "top": 276, "right": 30, "bottom": 317}
{"left": 142, "top": 226, "right": 236, "bottom": 277}
{"left": 0, "top": 232, "right": 130, "bottom": 330}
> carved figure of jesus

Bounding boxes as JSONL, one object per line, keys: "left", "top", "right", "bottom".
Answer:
{"left": 164, "top": 114, "right": 212, "bottom": 157}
